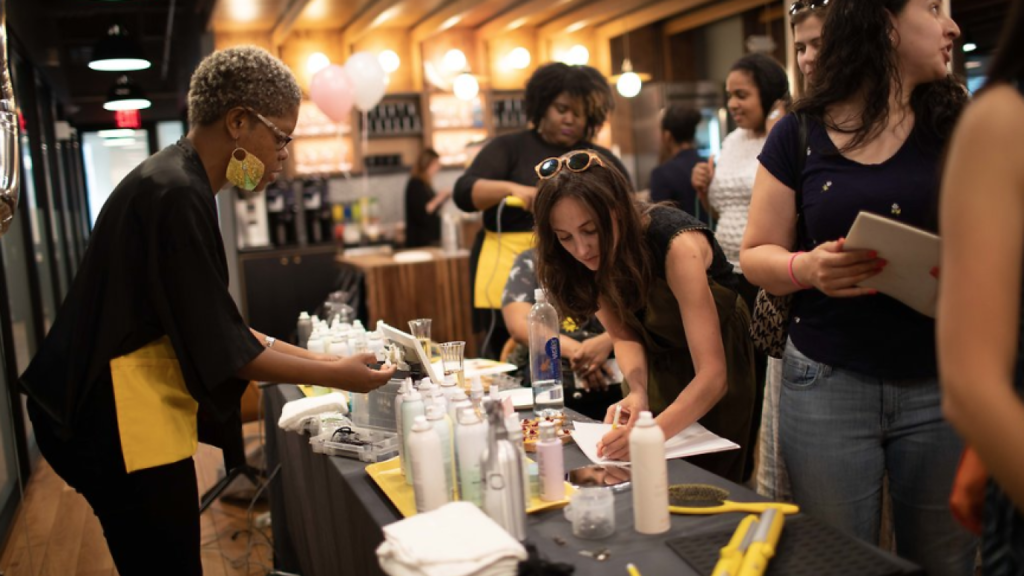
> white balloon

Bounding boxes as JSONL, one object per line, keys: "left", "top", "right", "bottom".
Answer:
{"left": 344, "top": 51, "right": 388, "bottom": 112}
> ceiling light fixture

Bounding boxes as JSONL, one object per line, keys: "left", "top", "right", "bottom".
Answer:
{"left": 443, "top": 48, "right": 467, "bottom": 73}
{"left": 507, "top": 47, "right": 531, "bottom": 70}
{"left": 103, "top": 75, "right": 151, "bottom": 111}
{"left": 378, "top": 50, "right": 400, "bottom": 73}
{"left": 441, "top": 15, "right": 462, "bottom": 31}
{"left": 612, "top": 33, "right": 648, "bottom": 98}
{"left": 963, "top": 42, "right": 977, "bottom": 53}
{"left": 307, "top": 52, "right": 330, "bottom": 75}
{"left": 88, "top": 24, "right": 151, "bottom": 72}
{"left": 566, "top": 44, "right": 589, "bottom": 65}
{"left": 453, "top": 73, "right": 479, "bottom": 101}
{"left": 97, "top": 128, "right": 138, "bottom": 138}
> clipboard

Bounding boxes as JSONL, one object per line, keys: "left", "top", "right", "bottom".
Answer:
{"left": 844, "top": 211, "right": 940, "bottom": 317}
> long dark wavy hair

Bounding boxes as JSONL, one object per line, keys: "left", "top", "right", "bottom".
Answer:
{"left": 984, "top": 0, "right": 1024, "bottom": 88}
{"left": 525, "top": 63, "right": 615, "bottom": 144}
{"left": 794, "top": 0, "right": 968, "bottom": 152}
{"left": 533, "top": 152, "right": 652, "bottom": 324}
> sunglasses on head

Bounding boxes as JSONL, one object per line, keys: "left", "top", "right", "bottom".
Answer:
{"left": 535, "top": 150, "right": 606, "bottom": 180}
{"left": 789, "top": 0, "right": 829, "bottom": 16}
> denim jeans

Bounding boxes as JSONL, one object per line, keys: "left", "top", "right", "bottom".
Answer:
{"left": 779, "top": 340, "right": 976, "bottom": 576}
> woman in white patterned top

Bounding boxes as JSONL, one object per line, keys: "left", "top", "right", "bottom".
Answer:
{"left": 691, "top": 53, "right": 790, "bottom": 482}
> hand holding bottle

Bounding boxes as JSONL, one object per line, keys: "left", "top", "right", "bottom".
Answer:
{"left": 327, "top": 352, "right": 396, "bottom": 392}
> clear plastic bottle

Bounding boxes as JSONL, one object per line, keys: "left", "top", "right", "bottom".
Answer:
{"left": 528, "top": 288, "right": 564, "bottom": 417}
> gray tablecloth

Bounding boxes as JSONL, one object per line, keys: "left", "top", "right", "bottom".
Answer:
{"left": 265, "top": 384, "right": 921, "bottom": 576}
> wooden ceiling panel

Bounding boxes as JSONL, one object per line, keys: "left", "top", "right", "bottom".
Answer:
{"left": 293, "top": 0, "right": 372, "bottom": 30}
{"left": 476, "top": 0, "right": 585, "bottom": 37}
{"left": 538, "top": 0, "right": 656, "bottom": 36}
{"left": 210, "top": 0, "right": 292, "bottom": 32}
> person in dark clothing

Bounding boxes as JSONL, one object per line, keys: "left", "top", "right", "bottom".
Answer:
{"left": 649, "top": 106, "right": 710, "bottom": 227}
{"left": 453, "top": 62, "right": 628, "bottom": 359}
{"left": 532, "top": 149, "right": 755, "bottom": 483}
{"left": 18, "top": 46, "right": 395, "bottom": 576}
{"left": 404, "top": 148, "right": 450, "bottom": 248}
{"left": 741, "top": 1, "right": 974, "bottom": 573}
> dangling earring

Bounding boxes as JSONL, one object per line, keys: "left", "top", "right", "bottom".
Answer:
{"left": 225, "top": 145, "right": 265, "bottom": 192}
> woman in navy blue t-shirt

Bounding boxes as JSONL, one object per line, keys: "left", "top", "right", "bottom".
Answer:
{"left": 740, "top": 1, "right": 975, "bottom": 575}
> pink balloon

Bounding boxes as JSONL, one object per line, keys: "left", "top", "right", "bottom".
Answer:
{"left": 310, "top": 65, "right": 355, "bottom": 123}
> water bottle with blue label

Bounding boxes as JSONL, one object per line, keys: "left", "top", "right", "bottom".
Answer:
{"left": 528, "top": 288, "right": 564, "bottom": 416}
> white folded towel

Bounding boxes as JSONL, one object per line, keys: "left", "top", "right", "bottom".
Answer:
{"left": 277, "top": 392, "right": 348, "bottom": 431}
{"left": 377, "top": 502, "right": 527, "bottom": 576}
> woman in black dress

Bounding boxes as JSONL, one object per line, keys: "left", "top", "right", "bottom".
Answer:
{"left": 404, "top": 148, "right": 450, "bottom": 248}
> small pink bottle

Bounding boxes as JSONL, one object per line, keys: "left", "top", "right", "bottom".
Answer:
{"left": 536, "top": 420, "right": 565, "bottom": 502}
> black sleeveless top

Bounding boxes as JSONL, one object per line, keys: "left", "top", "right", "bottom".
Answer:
{"left": 622, "top": 206, "right": 756, "bottom": 482}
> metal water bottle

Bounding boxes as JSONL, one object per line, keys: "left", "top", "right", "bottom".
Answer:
{"left": 480, "top": 400, "right": 526, "bottom": 539}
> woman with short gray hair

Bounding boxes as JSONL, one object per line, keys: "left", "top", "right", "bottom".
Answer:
{"left": 20, "top": 45, "right": 394, "bottom": 576}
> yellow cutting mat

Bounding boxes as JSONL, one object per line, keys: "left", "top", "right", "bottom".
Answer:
{"left": 365, "top": 456, "right": 574, "bottom": 518}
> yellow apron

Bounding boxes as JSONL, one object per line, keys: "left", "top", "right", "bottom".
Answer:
{"left": 474, "top": 230, "right": 534, "bottom": 309}
{"left": 109, "top": 336, "right": 198, "bottom": 473}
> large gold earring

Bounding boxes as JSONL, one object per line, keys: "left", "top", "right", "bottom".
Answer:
{"left": 225, "top": 147, "right": 265, "bottom": 192}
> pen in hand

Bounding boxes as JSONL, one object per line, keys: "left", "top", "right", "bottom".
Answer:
{"left": 612, "top": 404, "right": 623, "bottom": 430}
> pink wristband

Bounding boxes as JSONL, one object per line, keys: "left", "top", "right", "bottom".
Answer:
{"left": 788, "top": 251, "right": 810, "bottom": 289}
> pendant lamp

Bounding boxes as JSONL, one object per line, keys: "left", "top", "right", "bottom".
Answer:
{"left": 89, "top": 24, "right": 151, "bottom": 72}
{"left": 103, "top": 75, "right": 151, "bottom": 111}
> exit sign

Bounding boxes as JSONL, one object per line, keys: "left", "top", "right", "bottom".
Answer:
{"left": 115, "top": 109, "right": 141, "bottom": 128}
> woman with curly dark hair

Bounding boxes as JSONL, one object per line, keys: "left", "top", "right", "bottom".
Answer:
{"left": 453, "top": 62, "right": 628, "bottom": 359}
{"left": 740, "top": 1, "right": 975, "bottom": 573}
{"left": 532, "top": 150, "right": 756, "bottom": 483}
{"left": 939, "top": 0, "right": 1024, "bottom": 571}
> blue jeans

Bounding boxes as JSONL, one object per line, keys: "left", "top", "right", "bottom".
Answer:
{"left": 779, "top": 340, "right": 976, "bottom": 576}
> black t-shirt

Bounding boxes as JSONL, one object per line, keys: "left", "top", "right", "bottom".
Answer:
{"left": 20, "top": 138, "right": 265, "bottom": 436}
{"left": 404, "top": 177, "right": 441, "bottom": 248}
{"left": 649, "top": 149, "right": 711, "bottom": 227}
{"left": 453, "top": 130, "right": 629, "bottom": 233}
{"left": 758, "top": 114, "right": 943, "bottom": 378}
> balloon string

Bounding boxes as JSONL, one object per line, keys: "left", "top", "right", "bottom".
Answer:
{"left": 361, "top": 109, "right": 369, "bottom": 198}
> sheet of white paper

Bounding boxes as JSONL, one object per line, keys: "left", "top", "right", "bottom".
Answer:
{"left": 498, "top": 387, "right": 533, "bottom": 409}
{"left": 570, "top": 421, "right": 739, "bottom": 465}
{"left": 430, "top": 359, "right": 518, "bottom": 380}
{"left": 844, "top": 211, "right": 940, "bottom": 317}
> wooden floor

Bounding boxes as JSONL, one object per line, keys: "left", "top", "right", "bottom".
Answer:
{"left": 0, "top": 423, "right": 274, "bottom": 576}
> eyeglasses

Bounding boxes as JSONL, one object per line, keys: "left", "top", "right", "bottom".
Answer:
{"left": 789, "top": 0, "right": 829, "bottom": 16}
{"left": 245, "top": 107, "right": 293, "bottom": 150}
{"left": 535, "top": 150, "right": 606, "bottom": 180}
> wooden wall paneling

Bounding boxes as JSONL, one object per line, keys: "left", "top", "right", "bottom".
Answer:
{"left": 485, "top": 27, "right": 537, "bottom": 91}
{"left": 352, "top": 30, "right": 415, "bottom": 94}
{"left": 662, "top": 0, "right": 776, "bottom": 36}
{"left": 213, "top": 31, "right": 274, "bottom": 53}
{"left": 278, "top": 29, "right": 347, "bottom": 93}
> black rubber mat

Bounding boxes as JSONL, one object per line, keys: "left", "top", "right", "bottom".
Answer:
{"left": 666, "top": 515, "right": 921, "bottom": 576}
